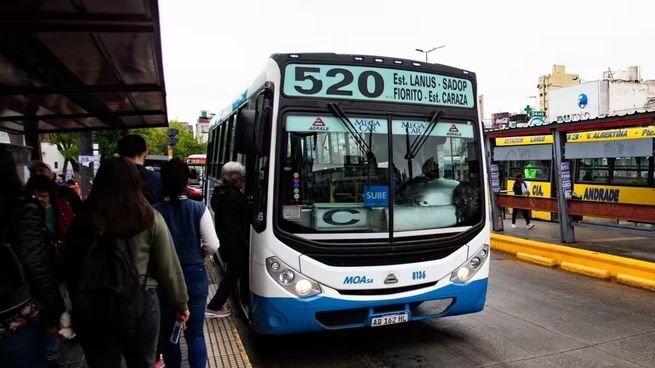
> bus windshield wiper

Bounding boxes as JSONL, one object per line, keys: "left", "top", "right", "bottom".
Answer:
{"left": 328, "top": 103, "right": 371, "bottom": 155}
{"left": 405, "top": 110, "right": 443, "bottom": 159}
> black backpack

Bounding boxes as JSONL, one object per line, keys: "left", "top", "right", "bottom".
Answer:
{"left": 71, "top": 236, "right": 145, "bottom": 329}
{"left": 0, "top": 204, "right": 31, "bottom": 319}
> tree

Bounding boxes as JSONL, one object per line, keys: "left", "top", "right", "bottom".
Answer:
{"left": 93, "top": 130, "right": 125, "bottom": 160}
{"left": 48, "top": 121, "right": 206, "bottom": 173}
{"left": 168, "top": 121, "right": 207, "bottom": 158}
{"left": 131, "top": 120, "right": 206, "bottom": 159}
{"left": 48, "top": 132, "right": 79, "bottom": 174}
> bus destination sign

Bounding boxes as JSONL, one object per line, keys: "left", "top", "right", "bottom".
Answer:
{"left": 283, "top": 64, "right": 474, "bottom": 108}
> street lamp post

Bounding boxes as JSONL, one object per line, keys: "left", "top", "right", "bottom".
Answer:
{"left": 415, "top": 45, "right": 446, "bottom": 63}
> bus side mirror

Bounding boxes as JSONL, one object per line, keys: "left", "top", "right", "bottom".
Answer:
{"left": 235, "top": 110, "right": 255, "bottom": 154}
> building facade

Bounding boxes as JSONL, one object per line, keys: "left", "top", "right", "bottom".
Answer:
{"left": 548, "top": 66, "right": 655, "bottom": 124}
{"left": 538, "top": 65, "right": 581, "bottom": 120}
{"left": 195, "top": 110, "right": 213, "bottom": 143}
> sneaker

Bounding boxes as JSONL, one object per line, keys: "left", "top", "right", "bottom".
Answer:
{"left": 511, "top": 224, "right": 517, "bottom": 228}
{"left": 205, "top": 307, "right": 231, "bottom": 318}
{"left": 527, "top": 223, "right": 535, "bottom": 229}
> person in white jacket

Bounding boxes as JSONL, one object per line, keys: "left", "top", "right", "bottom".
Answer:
{"left": 154, "top": 158, "right": 219, "bottom": 368}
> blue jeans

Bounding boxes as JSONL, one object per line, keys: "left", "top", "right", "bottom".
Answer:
{"left": 0, "top": 319, "right": 46, "bottom": 368}
{"left": 160, "top": 266, "right": 209, "bottom": 368}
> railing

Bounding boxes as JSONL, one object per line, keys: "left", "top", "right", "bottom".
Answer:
{"left": 496, "top": 194, "right": 655, "bottom": 224}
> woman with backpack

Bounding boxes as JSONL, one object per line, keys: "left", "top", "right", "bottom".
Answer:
{"left": 64, "top": 157, "right": 190, "bottom": 368}
{"left": 154, "top": 158, "right": 219, "bottom": 368}
{"left": 0, "top": 146, "right": 65, "bottom": 368}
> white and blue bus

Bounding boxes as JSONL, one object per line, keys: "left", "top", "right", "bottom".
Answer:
{"left": 206, "top": 53, "right": 490, "bottom": 334}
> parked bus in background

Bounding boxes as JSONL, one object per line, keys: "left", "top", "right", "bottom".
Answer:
{"left": 205, "top": 53, "right": 489, "bottom": 334}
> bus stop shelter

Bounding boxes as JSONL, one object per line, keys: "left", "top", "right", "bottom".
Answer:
{"left": 0, "top": 0, "right": 168, "bottom": 164}
{"left": 485, "top": 111, "right": 655, "bottom": 243}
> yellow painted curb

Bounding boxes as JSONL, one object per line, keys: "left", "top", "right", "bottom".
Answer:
{"left": 617, "top": 274, "right": 655, "bottom": 291}
{"left": 560, "top": 262, "right": 611, "bottom": 279}
{"left": 228, "top": 306, "right": 253, "bottom": 368}
{"left": 491, "top": 233, "right": 655, "bottom": 291}
{"left": 516, "top": 252, "right": 558, "bottom": 267}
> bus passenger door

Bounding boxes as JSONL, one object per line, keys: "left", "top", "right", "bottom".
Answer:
{"left": 238, "top": 87, "right": 273, "bottom": 317}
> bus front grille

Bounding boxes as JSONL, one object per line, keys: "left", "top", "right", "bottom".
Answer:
{"left": 336, "top": 281, "right": 437, "bottom": 296}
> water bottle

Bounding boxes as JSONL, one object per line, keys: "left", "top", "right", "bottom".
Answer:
{"left": 169, "top": 320, "right": 185, "bottom": 344}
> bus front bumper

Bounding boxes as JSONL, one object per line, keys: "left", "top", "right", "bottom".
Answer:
{"left": 250, "top": 278, "right": 487, "bottom": 335}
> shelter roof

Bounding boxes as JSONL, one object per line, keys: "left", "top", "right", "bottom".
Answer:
{"left": 0, "top": 0, "right": 168, "bottom": 133}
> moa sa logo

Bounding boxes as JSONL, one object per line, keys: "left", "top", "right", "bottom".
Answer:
{"left": 343, "top": 275, "right": 374, "bottom": 285}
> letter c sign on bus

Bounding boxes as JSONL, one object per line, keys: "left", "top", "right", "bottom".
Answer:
{"left": 323, "top": 209, "right": 360, "bottom": 226}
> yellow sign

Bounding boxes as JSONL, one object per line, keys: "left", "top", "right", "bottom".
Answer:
{"left": 507, "top": 179, "right": 552, "bottom": 220}
{"left": 566, "top": 126, "right": 655, "bottom": 143}
{"left": 495, "top": 135, "right": 554, "bottom": 146}
{"left": 573, "top": 184, "right": 655, "bottom": 205}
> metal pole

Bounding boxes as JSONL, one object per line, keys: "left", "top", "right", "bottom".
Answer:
{"left": 78, "top": 131, "right": 94, "bottom": 199}
{"left": 485, "top": 136, "right": 503, "bottom": 231}
{"left": 552, "top": 129, "right": 575, "bottom": 242}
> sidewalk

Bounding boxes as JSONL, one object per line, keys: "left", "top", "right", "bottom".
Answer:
{"left": 58, "top": 259, "right": 251, "bottom": 368}
{"left": 498, "top": 219, "right": 655, "bottom": 263}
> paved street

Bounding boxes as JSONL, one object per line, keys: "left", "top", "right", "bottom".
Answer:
{"left": 236, "top": 252, "right": 655, "bottom": 368}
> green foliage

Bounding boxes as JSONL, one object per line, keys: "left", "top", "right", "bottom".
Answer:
{"left": 49, "top": 132, "right": 79, "bottom": 173}
{"left": 130, "top": 126, "right": 167, "bottom": 155}
{"left": 49, "top": 121, "right": 206, "bottom": 171}
{"left": 93, "top": 130, "right": 124, "bottom": 160}
{"left": 132, "top": 121, "right": 206, "bottom": 159}
{"left": 168, "top": 121, "right": 207, "bottom": 158}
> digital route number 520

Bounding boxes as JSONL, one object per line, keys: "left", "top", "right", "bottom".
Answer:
{"left": 293, "top": 67, "right": 384, "bottom": 98}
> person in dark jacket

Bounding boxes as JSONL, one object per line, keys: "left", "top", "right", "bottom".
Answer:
{"left": 26, "top": 174, "right": 75, "bottom": 252}
{"left": 0, "top": 146, "right": 65, "bottom": 368}
{"left": 25, "top": 174, "right": 76, "bottom": 367}
{"left": 155, "top": 158, "right": 219, "bottom": 368}
{"left": 206, "top": 161, "right": 247, "bottom": 318}
{"left": 29, "top": 160, "right": 82, "bottom": 214}
{"left": 512, "top": 173, "right": 534, "bottom": 229}
{"left": 118, "top": 134, "right": 162, "bottom": 204}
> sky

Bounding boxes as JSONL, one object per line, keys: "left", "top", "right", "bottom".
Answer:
{"left": 158, "top": 0, "right": 655, "bottom": 124}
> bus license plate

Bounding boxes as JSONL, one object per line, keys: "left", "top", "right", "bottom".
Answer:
{"left": 370, "top": 312, "right": 409, "bottom": 327}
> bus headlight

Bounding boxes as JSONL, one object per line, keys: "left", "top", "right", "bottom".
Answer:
{"left": 450, "top": 244, "right": 489, "bottom": 284}
{"left": 279, "top": 269, "right": 295, "bottom": 284}
{"left": 294, "top": 279, "right": 313, "bottom": 296}
{"left": 266, "top": 257, "right": 322, "bottom": 298}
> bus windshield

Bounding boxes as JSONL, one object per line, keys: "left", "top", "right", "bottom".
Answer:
{"left": 277, "top": 112, "right": 482, "bottom": 235}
